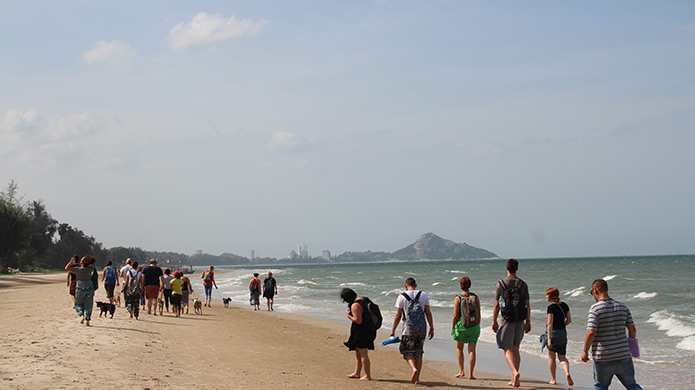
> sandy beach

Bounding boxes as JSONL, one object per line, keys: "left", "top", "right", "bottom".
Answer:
{"left": 0, "top": 273, "right": 572, "bottom": 389}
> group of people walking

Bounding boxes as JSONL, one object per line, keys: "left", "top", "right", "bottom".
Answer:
{"left": 342, "top": 258, "right": 642, "bottom": 390}
{"left": 249, "top": 271, "right": 278, "bottom": 311}
{"left": 66, "top": 256, "right": 197, "bottom": 322}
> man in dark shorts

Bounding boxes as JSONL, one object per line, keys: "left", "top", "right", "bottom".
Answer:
{"left": 492, "top": 258, "right": 531, "bottom": 388}
{"left": 262, "top": 271, "right": 278, "bottom": 311}
{"left": 388, "top": 278, "right": 434, "bottom": 385}
{"left": 141, "top": 259, "right": 164, "bottom": 316}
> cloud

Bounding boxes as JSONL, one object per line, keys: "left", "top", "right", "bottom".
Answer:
{"left": 168, "top": 12, "right": 267, "bottom": 50}
{"left": 1, "top": 109, "right": 95, "bottom": 141}
{"left": 2, "top": 109, "right": 43, "bottom": 133}
{"left": 267, "top": 131, "right": 308, "bottom": 151}
{"left": 83, "top": 40, "right": 137, "bottom": 70}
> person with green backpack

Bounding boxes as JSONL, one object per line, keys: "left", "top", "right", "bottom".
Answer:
{"left": 451, "top": 276, "right": 481, "bottom": 380}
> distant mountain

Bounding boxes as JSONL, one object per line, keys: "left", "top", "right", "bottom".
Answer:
{"left": 332, "top": 233, "right": 498, "bottom": 263}
{"left": 390, "top": 233, "right": 498, "bottom": 260}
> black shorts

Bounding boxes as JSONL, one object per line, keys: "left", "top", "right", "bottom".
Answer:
{"left": 170, "top": 294, "right": 182, "bottom": 308}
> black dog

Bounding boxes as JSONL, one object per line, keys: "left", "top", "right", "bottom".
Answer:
{"left": 223, "top": 297, "right": 232, "bottom": 308}
{"left": 96, "top": 301, "right": 116, "bottom": 318}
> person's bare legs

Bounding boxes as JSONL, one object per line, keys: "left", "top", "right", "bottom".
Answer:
{"left": 358, "top": 348, "right": 371, "bottom": 380}
{"left": 504, "top": 348, "right": 521, "bottom": 387}
{"left": 347, "top": 349, "right": 363, "bottom": 378}
{"left": 468, "top": 342, "right": 477, "bottom": 379}
{"left": 558, "top": 354, "right": 573, "bottom": 386}
{"left": 455, "top": 341, "right": 465, "bottom": 377}
{"left": 406, "top": 356, "right": 423, "bottom": 384}
{"left": 548, "top": 350, "right": 557, "bottom": 384}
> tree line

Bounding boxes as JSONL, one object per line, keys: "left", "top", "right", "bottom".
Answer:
{"left": 0, "top": 181, "right": 332, "bottom": 273}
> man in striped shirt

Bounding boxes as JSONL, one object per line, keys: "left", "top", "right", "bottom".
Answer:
{"left": 581, "top": 279, "right": 642, "bottom": 390}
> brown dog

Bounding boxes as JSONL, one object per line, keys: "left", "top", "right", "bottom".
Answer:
{"left": 157, "top": 297, "right": 164, "bottom": 315}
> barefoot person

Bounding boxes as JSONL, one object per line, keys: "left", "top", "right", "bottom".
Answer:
{"left": 65, "top": 255, "right": 97, "bottom": 326}
{"left": 142, "top": 259, "right": 164, "bottom": 316}
{"left": 101, "top": 261, "right": 119, "bottom": 304}
{"left": 263, "top": 271, "right": 278, "bottom": 311}
{"left": 452, "top": 276, "right": 481, "bottom": 380}
{"left": 181, "top": 273, "right": 193, "bottom": 314}
{"left": 389, "top": 278, "right": 435, "bottom": 385}
{"left": 341, "top": 288, "right": 376, "bottom": 381}
{"left": 170, "top": 271, "right": 184, "bottom": 318}
{"left": 581, "top": 279, "right": 643, "bottom": 390}
{"left": 201, "top": 266, "right": 218, "bottom": 307}
{"left": 544, "top": 287, "right": 573, "bottom": 386}
{"left": 249, "top": 273, "right": 261, "bottom": 311}
{"left": 66, "top": 255, "right": 79, "bottom": 302}
{"left": 124, "top": 261, "right": 143, "bottom": 320}
{"left": 492, "top": 258, "right": 531, "bottom": 388}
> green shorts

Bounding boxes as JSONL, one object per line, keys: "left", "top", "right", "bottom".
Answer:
{"left": 452, "top": 323, "right": 480, "bottom": 344}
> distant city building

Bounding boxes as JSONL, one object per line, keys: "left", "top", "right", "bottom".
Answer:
{"left": 298, "top": 244, "right": 309, "bottom": 259}
{"left": 250, "top": 250, "right": 256, "bottom": 260}
{"left": 288, "top": 250, "right": 298, "bottom": 260}
{"left": 194, "top": 250, "right": 203, "bottom": 255}
{"left": 322, "top": 250, "right": 331, "bottom": 260}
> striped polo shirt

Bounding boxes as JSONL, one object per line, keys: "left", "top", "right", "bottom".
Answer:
{"left": 587, "top": 299, "right": 633, "bottom": 361}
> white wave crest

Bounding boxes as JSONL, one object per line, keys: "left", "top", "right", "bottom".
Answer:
{"left": 677, "top": 336, "right": 695, "bottom": 351}
{"left": 565, "top": 286, "right": 586, "bottom": 297}
{"left": 381, "top": 288, "right": 403, "bottom": 297}
{"left": 339, "top": 282, "right": 366, "bottom": 287}
{"left": 297, "top": 279, "right": 317, "bottom": 285}
{"left": 450, "top": 277, "right": 459, "bottom": 281}
{"left": 445, "top": 270, "right": 467, "bottom": 274}
{"left": 603, "top": 275, "right": 617, "bottom": 281}
{"left": 432, "top": 282, "right": 443, "bottom": 286}
{"left": 647, "top": 310, "right": 695, "bottom": 338}
{"left": 633, "top": 292, "right": 657, "bottom": 300}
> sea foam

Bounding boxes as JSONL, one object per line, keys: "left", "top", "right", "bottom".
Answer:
{"left": 648, "top": 310, "right": 695, "bottom": 338}
{"left": 603, "top": 275, "right": 618, "bottom": 281}
{"left": 677, "top": 336, "right": 695, "bottom": 351}
{"left": 634, "top": 291, "right": 658, "bottom": 300}
{"left": 565, "top": 286, "right": 586, "bottom": 297}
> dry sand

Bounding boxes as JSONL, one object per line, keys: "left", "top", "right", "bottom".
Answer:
{"left": 0, "top": 273, "right": 571, "bottom": 389}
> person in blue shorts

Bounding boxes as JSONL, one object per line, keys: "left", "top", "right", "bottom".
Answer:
{"left": 201, "top": 266, "right": 218, "bottom": 307}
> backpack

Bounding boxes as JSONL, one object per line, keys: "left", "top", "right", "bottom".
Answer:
{"left": 499, "top": 279, "right": 527, "bottom": 322}
{"left": 457, "top": 293, "right": 480, "bottom": 327}
{"left": 127, "top": 270, "right": 141, "bottom": 296}
{"left": 361, "top": 297, "right": 383, "bottom": 330}
{"left": 250, "top": 279, "right": 260, "bottom": 294}
{"left": 401, "top": 291, "right": 427, "bottom": 335}
{"left": 104, "top": 266, "right": 116, "bottom": 284}
{"left": 202, "top": 271, "right": 212, "bottom": 282}
{"left": 91, "top": 268, "right": 99, "bottom": 291}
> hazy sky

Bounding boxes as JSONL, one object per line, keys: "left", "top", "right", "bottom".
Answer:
{"left": 2, "top": 1, "right": 694, "bottom": 259}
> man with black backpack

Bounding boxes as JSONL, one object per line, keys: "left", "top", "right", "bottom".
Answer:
{"left": 492, "top": 258, "right": 531, "bottom": 388}
{"left": 388, "top": 278, "right": 434, "bottom": 385}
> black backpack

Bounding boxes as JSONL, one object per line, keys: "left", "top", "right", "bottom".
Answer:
{"left": 500, "top": 279, "right": 527, "bottom": 322}
{"left": 362, "top": 298, "right": 383, "bottom": 330}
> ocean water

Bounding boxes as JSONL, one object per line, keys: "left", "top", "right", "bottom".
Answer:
{"left": 199, "top": 255, "right": 695, "bottom": 389}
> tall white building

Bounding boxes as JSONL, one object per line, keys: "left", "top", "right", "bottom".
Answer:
{"left": 250, "top": 250, "right": 256, "bottom": 260}
{"left": 298, "top": 244, "right": 308, "bottom": 259}
{"left": 322, "top": 250, "right": 331, "bottom": 260}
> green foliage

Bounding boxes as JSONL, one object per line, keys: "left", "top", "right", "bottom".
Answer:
{"left": 0, "top": 197, "right": 33, "bottom": 270}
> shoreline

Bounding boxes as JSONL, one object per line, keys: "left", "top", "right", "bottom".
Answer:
{"left": 0, "top": 272, "right": 576, "bottom": 389}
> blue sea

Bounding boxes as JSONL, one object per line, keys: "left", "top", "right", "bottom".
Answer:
{"left": 196, "top": 255, "right": 695, "bottom": 390}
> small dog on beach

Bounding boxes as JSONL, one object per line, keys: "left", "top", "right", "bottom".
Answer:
{"left": 223, "top": 297, "right": 232, "bottom": 308}
{"left": 193, "top": 298, "right": 202, "bottom": 315}
{"left": 157, "top": 297, "right": 164, "bottom": 315}
{"left": 96, "top": 301, "right": 116, "bottom": 318}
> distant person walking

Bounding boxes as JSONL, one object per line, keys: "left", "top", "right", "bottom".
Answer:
{"left": 66, "top": 255, "right": 79, "bottom": 302}
{"left": 65, "top": 255, "right": 96, "bottom": 326}
{"left": 263, "top": 272, "right": 278, "bottom": 311}
{"left": 124, "top": 261, "right": 144, "bottom": 320}
{"left": 451, "top": 276, "right": 481, "bottom": 380}
{"left": 162, "top": 268, "right": 174, "bottom": 313}
{"left": 181, "top": 273, "right": 193, "bottom": 314}
{"left": 388, "top": 278, "right": 435, "bottom": 385}
{"left": 581, "top": 279, "right": 643, "bottom": 390}
{"left": 101, "top": 261, "right": 119, "bottom": 304}
{"left": 201, "top": 266, "right": 218, "bottom": 307}
{"left": 119, "top": 258, "right": 133, "bottom": 286}
{"left": 492, "top": 258, "right": 531, "bottom": 388}
{"left": 544, "top": 287, "right": 573, "bottom": 386}
{"left": 142, "top": 259, "right": 164, "bottom": 315}
{"left": 341, "top": 288, "right": 377, "bottom": 381}
{"left": 249, "top": 273, "right": 261, "bottom": 311}
{"left": 170, "top": 271, "right": 184, "bottom": 317}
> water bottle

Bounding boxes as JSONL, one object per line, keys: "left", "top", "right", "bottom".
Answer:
{"left": 382, "top": 336, "right": 401, "bottom": 346}
{"left": 499, "top": 295, "right": 505, "bottom": 308}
